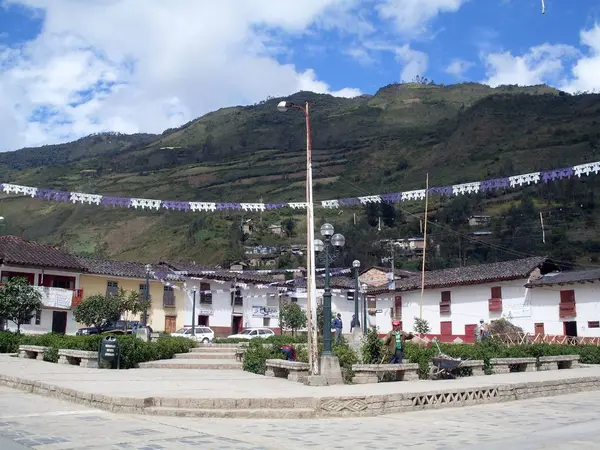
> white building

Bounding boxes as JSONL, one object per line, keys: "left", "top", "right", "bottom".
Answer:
{"left": 162, "top": 263, "right": 282, "bottom": 337}
{"left": 0, "top": 236, "right": 84, "bottom": 335}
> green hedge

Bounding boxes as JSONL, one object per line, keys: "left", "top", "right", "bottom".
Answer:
{"left": 403, "top": 340, "right": 600, "bottom": 378}
{"left": 0, "top": 331, "right": 195, "bottom": 369}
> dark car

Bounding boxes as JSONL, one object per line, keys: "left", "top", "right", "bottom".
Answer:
{"left": 76, "top": 320, "right": 141, "bottom": 336}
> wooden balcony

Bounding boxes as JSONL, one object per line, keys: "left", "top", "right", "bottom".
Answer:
{"left": 163, "top": 293, "right": 176, "bottom": 308}
{"left": 559, "top": 302, "right": 576, "bottom": 318}
{"left": 440, "top": 301, "right": 451, "bottom": 315}
{"left": 72, "top": 289, "right": 84, "bottom": 307}
{"left": 488, "top": 298, "right": 503, "bottom": 312}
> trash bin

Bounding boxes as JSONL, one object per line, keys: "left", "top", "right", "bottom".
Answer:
{"left": 98, "top": 335, "right": 121, "bottom": 369}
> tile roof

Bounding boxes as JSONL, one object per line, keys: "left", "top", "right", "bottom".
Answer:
{"left": 525, "top": 268, "right": 600, "bottom": 287}
{"left": 285, "top": 275, "right": 357, "bottom": 290}
{"left": 0, "top": 236, "right": 83, "bottom": 270}
{"left": 160, "top": 261, "right": 276, "bottom": 284}
{"left": 363, "top": 266, "right": 418, "bottom": 278}
{"left": 367, "top": 257, "right": 557, "bottom": 293}
{"left": 76, "top": 257, "right": 183, "bottom": 280}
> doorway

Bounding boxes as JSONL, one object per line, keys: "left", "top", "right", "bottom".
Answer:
{"left": 51, "top": 311, "right": 67, "bottom": 334}
{"left": 232, "top": 316, "right": 243, "bottom": 334}
{"left": 564, "top": 321, "right": 578, "bottom": 337}
{"left": 164, "top": 316, "right": 177, "bottom": 334}
{"left": 197, "top": 315, "right": 209, "bottom": 326}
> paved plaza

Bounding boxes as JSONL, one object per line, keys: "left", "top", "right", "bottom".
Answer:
{"left": 1, "top": 385, "right": 600, "bottom": 449}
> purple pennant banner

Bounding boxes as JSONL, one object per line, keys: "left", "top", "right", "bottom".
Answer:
{"left": 1, "top": 160, "right": 598, "bottom": 213}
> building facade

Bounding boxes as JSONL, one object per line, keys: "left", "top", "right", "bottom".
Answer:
{"left": 76, "top": 258, "right": 186, "bottom": 333}
{"left": 0, "top": 236, "right": 84, "bottom": 335}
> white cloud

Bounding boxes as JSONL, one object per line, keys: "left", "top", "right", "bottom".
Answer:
{"left": 377, "top": 0, "right": 468, "bottom": 37}
{"left": 0, "top": 0, "right": 365, "bottom": 151}
{"left": 481, "top": 24, "right": 600, "bottom": 93}
{"left": 395, "top": 45, "right": 429, "bottom": 82}
{"left": 445, "top": 58, "right": 473, "bottom": 79}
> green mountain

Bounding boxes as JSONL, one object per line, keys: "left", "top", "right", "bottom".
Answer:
{"left": 1, "top": 82, "right": 599, "bottom": 269}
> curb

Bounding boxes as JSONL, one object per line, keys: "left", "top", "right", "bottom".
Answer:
{"left": 1, "top": 373, "right": 599, "bottom": 419}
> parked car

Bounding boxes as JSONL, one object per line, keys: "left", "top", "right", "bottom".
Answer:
{"left": 227, "top": 328, "right": 275, "bottom": 340}
{"left": 76, "top": 320, "right": 141, "bottom": 336}
{"left": 171, "top": 326, "right": 215, "bottom": 343}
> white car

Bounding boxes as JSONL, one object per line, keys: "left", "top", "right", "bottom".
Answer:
{"left": 227, "top": 328, "right": 275, "bottom": 339}
{"left": 171, "top": 326, "right": 215, "bottom": 343}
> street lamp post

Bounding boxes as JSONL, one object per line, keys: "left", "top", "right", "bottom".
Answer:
{"left": 277, "top": 99, "right": 319, "bottom": 376}
{"left": 352, "top": 260, "right": 361, "bottom": 330}
{"left": 191, "top": 286, "right": 197, "bottom": 337}
{"left": 314, "top": 223, "right": 345, "bottom": 356}
{"left": 143, "top": 264, "right": 151, "bottom": 327}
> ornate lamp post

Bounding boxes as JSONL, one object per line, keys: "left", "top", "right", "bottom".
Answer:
{"left": 143, "top": 264, "right": 151, "bottom": 327}
{"left": 314, "top": 223, "right": 345, "bottom": 355}
{"left": 361, "top": 282, "right": 368, "bottom": 334}
{"left": 352, "top": 260, "right": 361, "bottom": 331}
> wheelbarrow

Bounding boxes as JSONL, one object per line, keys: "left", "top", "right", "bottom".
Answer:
{"left": 429, "top": 338, "right": 466, "bottom": 379}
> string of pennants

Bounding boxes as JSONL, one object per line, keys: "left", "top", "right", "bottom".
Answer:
{"left": 2, "top": 160, "right": 598, "bottom": 212}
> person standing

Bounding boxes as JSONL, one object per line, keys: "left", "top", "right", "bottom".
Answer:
{"left": 333, "top": 313, "right": 343, "bottom": 344}
{"left": 383, "top": 320, "right": 414, "bottom": 364}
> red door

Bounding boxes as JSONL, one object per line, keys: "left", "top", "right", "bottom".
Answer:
{"left": 440, "top": 321, "right": 452, "bottom": 336}
{"left": 534, "top": 323, "right": 545, "bottom": 337}
{"left": 465, "top": 324, "right": 477, "bottom": 343}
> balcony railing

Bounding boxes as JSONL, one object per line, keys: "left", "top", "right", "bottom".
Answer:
{"left": 488, "top": 298, "right": 503, "bottom": 312}
{"left": 233, "top": 297, "right": 243, "bottom": 306}
{"left": 440, "top": 301, "right": 451, "bottom": 315}
{"left": 559, "top": 302, "right": 576, "bottom": 318}
{"left": 163, "top": 293, "right": 176, "bottom": 308}
{"left": 72, "top": 289, "right": 84, "bottom": 307}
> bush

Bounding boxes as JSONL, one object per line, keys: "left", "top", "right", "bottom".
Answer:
{"left": 0, "top": 331, "right": 21, "bottom": 353}
{"left": 4, "top": 332, "right": 195, "bottom": 369}
{"left": 361, "top": 328, "right": 386, "bottom": 364}
{"left": 243, "top": 339, "right": 283, "bottom": 374}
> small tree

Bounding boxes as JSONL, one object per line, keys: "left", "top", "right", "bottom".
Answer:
{"left": 278, "top": 302, "right": 307, "bottom": 336}
{"left": 0, "top": 277, "right": 43, "bottom": 333}
{"left": 118, "top": 288, "right": 150, "bottom": 329}
{"left": 360, "top": 328, "right": 386, "bottom": 364}
{"left": 413, "top": 317, "right": 431, "bottom": 335}
{"left": 73, "top": 294, "right": 121, "bottom": 332}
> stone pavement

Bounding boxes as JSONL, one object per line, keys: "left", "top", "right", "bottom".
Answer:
{"left": 1, "top": 385, "right": 600, "bottom": 449}
{"left": 2, "top": 354, "right": 600, "bottom": 418}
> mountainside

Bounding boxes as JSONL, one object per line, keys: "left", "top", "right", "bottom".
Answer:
{"left": 1, "top": 82, "right": 600, "bottom": 269}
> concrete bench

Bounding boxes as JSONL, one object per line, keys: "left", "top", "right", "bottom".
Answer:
{"left": 265, "top": 359, "right": 310, "bottom": 383}
{"left": 538, "top": 355, "right": 580, "bottom": 371}
{"left": 455, "top": 360, "right": 485, "bottom": 376}
{"left": 351, "top": 363, "right": 420, "bottom": 384}
{"left": 18, "top": 345, "right": 50, "bottom": 360}
{"left": 58, "top": 349, "right": 98, "bottom": 368}
{"left": 490, "top": 357, "right": 536, "bottom": 374}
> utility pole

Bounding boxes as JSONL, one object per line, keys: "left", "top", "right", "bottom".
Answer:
{"left": 540, "top": 211, "right": 546, "bottom": 244}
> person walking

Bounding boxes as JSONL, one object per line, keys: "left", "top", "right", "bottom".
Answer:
{"left": 333, "top": 313, "right": 343, "bottom": 344}
{"left": 383, "top": 320, "right": 414, "bottom": 364}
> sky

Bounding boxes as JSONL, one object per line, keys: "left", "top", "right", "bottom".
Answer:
{"left": 1, "top": 0, "right": 600, "bottom": 152}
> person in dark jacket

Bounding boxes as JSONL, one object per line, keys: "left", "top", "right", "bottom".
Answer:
{"left": 333, "top": 313, "right": 343, "bottom": 344}
{"left": 383, "top": 320, "right": 414, "bottom": 364}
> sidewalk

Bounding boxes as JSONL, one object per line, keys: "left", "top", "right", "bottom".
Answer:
{"left": 1, "top": 355, "right": 599, "bottom": 418}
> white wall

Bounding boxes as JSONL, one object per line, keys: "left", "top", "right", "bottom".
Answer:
{"left": 527, "top": 284, "right": 600, "bottom": 337}
{"left": 183, "top": 279, "right": 280, "bottom": 333}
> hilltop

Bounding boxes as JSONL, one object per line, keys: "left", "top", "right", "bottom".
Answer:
{"left": 1, "top": 81, "right": 599, "bottom": 269}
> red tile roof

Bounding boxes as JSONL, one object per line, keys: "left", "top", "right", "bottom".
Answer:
{"left": 0, "top": 236, "right": 83, "bottom": 270}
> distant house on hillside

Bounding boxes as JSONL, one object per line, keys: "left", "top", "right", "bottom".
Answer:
{"left": 468, "top": 215, "right": 492, "bottom": 227}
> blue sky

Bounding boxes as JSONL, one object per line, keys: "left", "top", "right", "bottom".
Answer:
{"left": 0, "top": 0, "right": 599, "bottom": 152}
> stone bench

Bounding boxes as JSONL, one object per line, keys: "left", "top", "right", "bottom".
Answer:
{"left": 538, "top": 355, "right": 580, "bottom": 371}
{"left": 58, "top": 349, "right": 98, "bottom": 368}
{"left": 265, "top": 359, "right": 310, "bottom": 383}
{"left": 18, "top": 345, "right": 50, "bottom": 360}
{"left": 455, "top": 360, "right": 485, "bottom": 376}
{"left": 351, "top": 363, "right": 420, "bottom": 384}
{"left": 490, "top": 357, "right": 536, "bottom": 374}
